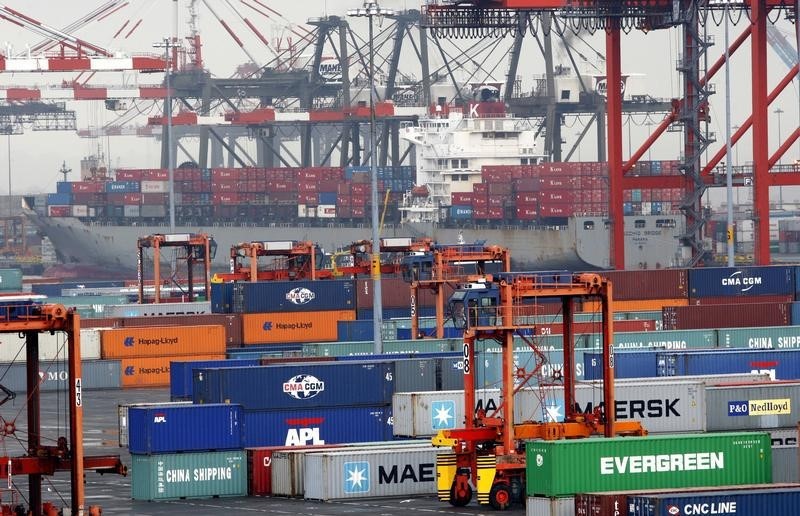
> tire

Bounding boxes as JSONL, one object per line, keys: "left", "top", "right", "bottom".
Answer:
{"left": 489, "top": 482, "right": 512, "bottom": 511}
{"left": 449, "top": 481, "right": 472, "bottom": 507}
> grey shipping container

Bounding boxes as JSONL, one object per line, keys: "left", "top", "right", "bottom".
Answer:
{"left": 525, "top": 496, "right": 574, "bottom": 516}
{"left": 118, "top": 401, "right": 191, "bottom": 447}
{"left": 0, "top": 359, "right": 120, "bottom": 393}
{"left": 131, "top": 450, "right": 247, "bottom": 500}
{"left": 105, "top": 302, "right": 211, "bottom": 318}
{"left": 0, "top": 268, "right": 23, "bottom": 291}
{"left": 768, "top": 428, "right": 798, "bottom": 483}
{"left": 303, "top": 447, "right": 443, "bottom": 500}
{"left": 0, "top": 327, "right": 102, "bottom": 362}
{"left": 704, "top": 382, "right": 800, "bottom": 431}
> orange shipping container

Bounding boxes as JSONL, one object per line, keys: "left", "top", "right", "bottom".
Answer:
{"left": 100, "top": 325, "right": 226, "bottom": 359}
{"left": 580, "top": 298, "right": 689, "bottom": 313}
{"left": 120, "top": 354, "right": 225, "bottom": 388}
{"left": 241, "top": 310, "right": 356, "bottom": 345}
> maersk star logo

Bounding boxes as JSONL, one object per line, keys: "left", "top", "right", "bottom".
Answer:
{"left": 343, "top": 461, "right": 369, "bottom": 494}
{"left": 544, "top": 404, "right": 563, "bottom": 423}
{"left": 431, "top": 400, "right": 456, "bottom": 430}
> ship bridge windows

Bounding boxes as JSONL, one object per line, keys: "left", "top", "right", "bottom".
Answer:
{"left": 656, "top": 218, "right": 677, "bottom": 228}
{"left": 481, "top": 131, "right": 514, "bottom": 139}
{"left": 451, "top": 159, "right": 469, "bottom": 169}
{"left": 634, "top": 219, "right": 646, "bottom": 228}
{"left": 583, "top": 221, "right": 595, "bottom": 230}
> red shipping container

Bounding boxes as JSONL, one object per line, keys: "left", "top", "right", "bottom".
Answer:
{"left": 540, "top": 177, "right": 573, "bottom": 189}
{"left": 662, "top": 303, "right": 790, "bottom": 330}
{"left": 337, "top": 205, "right": 353, "bottom": 217}
{"left": 540, "top": 203, "right": 574, "bottom": 217}
{"left": 297, "top": 193, "right": 317, "bottom": 205}
{"left": 473, "top": 183, "right": 488, "bottom": 194}
{"left": 351, "top": 206, "right": 366, "bottom": 217}
{"left": 513, "top": 177, "right": 540, "bottom": 192}
{"left": 47, "top": 206, "right": 71, "bottom": 217}
{"left": 486, "top": 207, "right": 503, "bottom": 219}
{"left": 211, "top": 181, "right": 237, "bottom": 192}
{"left": 350, "top": 194, "right": 367, "bottom": 207}
{"left": 516, "top": 207, "right": 538, "bottom": 220}
{"left": 115, "top": 169, "right": 144, "bottom": 180}
{"left": 123, "top": 193, "right": 143, "bottom": 205}
{"left": 318, "top": 180, "right": 339, "bottom": 193}
{"left": 451, "top": 192, "right": 474, "bottom": 205}
{"left": 142, "top": 193, "right": 167, "bottom": 204}
{"left": 350, "top": 183, "right": 369, "bottom": 195}
{"left": 247, "top": 445, "right": 346, "bottom": 496}
{"left": 269, "top": 181, "right": 295, "bottom": 193}
{"left": 71, "top": 181, "right": 106, "bottom": 193}
{"left": 689, "top": 294, "right": 794, "bottom": 306}
{"left": 298, "top": 182, "right": 318, "bottom": 193}
{"left": 106, "top": 193, "right": 125, "bottom": 204}
{"left": 142, "top": 169, "right": 169, "bottom": 181}
{"left": 337, "top": 194, "right": 352, "bottom": 206}
{"left": 601, "top": 269, "right": 688, "bottom": 301}
{"left": 487, "top": 183, "right": 513, "bottom": 196}
{"left": 473, "top": 196, "right": 488, "bottom": 208}
{"left": 212, "top": 193, "right": 241, "bottom": 205}
{"left": 540, "top": 190, "right": 574, "bottom": 203}
{"left": 487, "top": 195, "right": 505, "bottom": 207}
{"left": 515, "top": 192, "right": 539, "bottom": 204}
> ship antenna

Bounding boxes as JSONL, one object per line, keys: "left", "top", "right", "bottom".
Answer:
{"left": 58, "top": 161, "right": 71, "bottom": 183}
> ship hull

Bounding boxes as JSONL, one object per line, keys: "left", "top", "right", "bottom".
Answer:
{"left": 28, "top": 212, "right": 684, "bottom": 274}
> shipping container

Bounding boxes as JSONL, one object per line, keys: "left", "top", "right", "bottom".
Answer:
{"left": 0, "top": 269, "right": 23, "bottom": 291}
{"left": 242, "top": 405, "right": 394, "bottom": 447}
{"left": 525, "top": 497, "right": 574, "bottom": 516}
{"left": 662, "top": 303, "right": 791, "bottom": 330}
{"left": 688, "top": 265, "right": 794, "bottom": 298}
{"left": 600, "top": 269, "right": 688, "bottom": 301}
{"left": 0, "top": 359, "right": 120, "bottom": 393}
{"left": 628, "top": 487, "right": 800, "bottom": 516}
{"left": 120, "top": 313, "right": 243, "bottom": 348}
{"left": 233, "top": 280, "right": 355, "bottom": 313}
{"left": 131, "top": 450, "right": 247, "bottom": 500}
{"left": 104, "top": 302, "right": 211, "bottom": 318}
{"left": 303, "top": 447, "right": 442, "bottom": 500}
{"left": 241, "top": 310, "right": 356, "bottom": 344}
{"left": 301, "top": 338, "right": 459, "bottom": 357}
{"left": 717, "top": 324, "right": 800, "bottom": 349}
{"left": 170, "top": 358, "right": 260, "bottom": 400}
{"left": 526, "top": 432, "right": 772, "bottom": 497}
{"left": 0, "top": 327, "right": 102, "bottom": 362}
{"left": 100, "top": 325, "right": 226, "bottom": 358}
{"left": 121, "top": 354, "right": 225, "bottom": 388}
{"left": 581, "top": 298, "right": 689, "bottom": 313}
{"left": 128, "top": 403, "right": 243, "bottom": 454}
{"left": 612, "top": 329, "right": 715, "bottom": 350}
{"left": 690, "top": 294, "right": 795, "bottom": 305}
{"left": 118, "top": 401, "right": 191, "bottom": 447}
{"left": 657, "top": 349, "right": 800, "bottom": 380}
{"left": 704, "top": 383, "right": 800, "bottom": 431}
{"left": 193, "top": 361, "right": 394, "bottom": 409}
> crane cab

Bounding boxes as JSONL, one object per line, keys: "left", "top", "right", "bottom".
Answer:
{"left": 400, "top": 253, "right": 435, "bottom": 282}
{"left": 449, "top": 282, "right": 499, "bottom": 329}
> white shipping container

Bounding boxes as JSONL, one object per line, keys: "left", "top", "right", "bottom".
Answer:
{"left": 316, "top": 204, "right": 336, "bottom": 218}
{"left": 297, "top": 204, "right": 308, "bottom": 218}
{"left": 71, "top": 205, "right": 88, "bottom": 217}
{"left": 271, "top": 442, "right": 431, "bottom": 498}
{"left": 526, "top": 496, "right": 575, "bottom": 516}
{"left": 0, "top": 328, "right": 103, "bottom": 362}
{"left": 123, "top": 205, "right": 140, "bottom": 218}
{"left": 393, "top": 373, "right": 771, "bottom": 438}
{"left": 303, "top": 447, "right": 443, "bottom": 500}
{"left": 105, "top": 302, "right": 210, "bottom": 318}
{"left": 140, "top": 180, "right": 168, "bottom": 193}
{"left": 118, "top": 401, "right": 191, "bottom": 447}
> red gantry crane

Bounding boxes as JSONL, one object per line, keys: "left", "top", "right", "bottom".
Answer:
{"left": 432, "top": 272, "right": 644, "bottom": 510}
{"left": 137, "top": 233, "right": 216, "bottom": 304}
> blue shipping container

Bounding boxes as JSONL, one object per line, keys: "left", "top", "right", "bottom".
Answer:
{"left": 46, "top": 192, "right": 72, "bottom": 205}
{"left": 56, "top": 182, "right": 72, "bottom": 194}
{"left": 688, "top": 265, "right": 794, "bottom": 298}
{"left": 128, "top": 404, "right": 244, "bottom": 454}
{"left": 318, "top": 192, "right": 337, "bottom": 205}
{"left": 105, "top": 180, "right": 140, "bottom": 193}
{"left": 211, "top": 282, "right": 234, "bottom": 313}
{"left": 233, "top": 279, "right": 355, "bottom": 313}
{"left": 449, "top": 206, "right": 473, "bottom": 219}
{"left": 242, "top": 405, "right": 394, "bottom": 447}
{"left": 583, "top": 350, "right": 661, "bottom": 380}
{"left": 628, "top": 488, "right": 800, "bottom": 516}
{"left": 337, "top": 320, "right": 374, "bottom": 341}
{"left": 192, "top": 361, "right": 395, "bottom": 410}
{"left": 170, "top": 358, "right": 260, "bottom": 400}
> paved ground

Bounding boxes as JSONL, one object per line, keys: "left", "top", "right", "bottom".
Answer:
{"left": 2, "top": 388, "right": 527, "bottom": 515}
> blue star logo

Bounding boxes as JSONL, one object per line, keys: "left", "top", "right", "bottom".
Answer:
{"left": 431, "top": 400, "right": 455, "bottom": 430}
{"left": 262, "top": 321, "right": 272, "bottom": 331}
{"left": 343, "top": 461, "right": 369, "bottom": 493}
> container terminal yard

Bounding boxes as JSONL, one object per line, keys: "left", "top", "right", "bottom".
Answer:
{"left": 0, "top": 0, "right": 795, "bottom": 515}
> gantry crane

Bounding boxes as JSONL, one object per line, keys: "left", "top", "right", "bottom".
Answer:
{"left": 137, "top": 233, "right": 216, "bottom": 303}
{"left": 400, "top": 243, "right": 511, "bottom": 339}
{"left": 432, "top": 272, "right": 645, "bottom": 510}
{"left": 0, "top": 298, "right": 125, "bottom": 516}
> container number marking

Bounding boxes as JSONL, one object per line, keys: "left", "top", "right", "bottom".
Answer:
{"left": 75, "top": 378, "right": 82, "bottom": 407}
{"left": 462, "top": 342, "right": 471, "bottom": 374}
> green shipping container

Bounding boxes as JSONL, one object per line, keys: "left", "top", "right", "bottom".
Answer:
{"left": 526, "top": 432, "right": 771, "bottom": 497}
{"left": 717, "top": 325, "right": 800, "bottom": 349}
{"left": 131, "top": 450, "right": 246, "bottom": 500}
{"left": 0, "top": 268, "right": 22, "bottom": 291}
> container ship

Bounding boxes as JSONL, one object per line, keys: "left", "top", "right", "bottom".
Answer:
{"left": 28, "top": 102, "right": 687, "bottom": 273}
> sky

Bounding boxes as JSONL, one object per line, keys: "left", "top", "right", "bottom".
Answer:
{"left": 0, "top": 0, "right": 795, "bottom": 205}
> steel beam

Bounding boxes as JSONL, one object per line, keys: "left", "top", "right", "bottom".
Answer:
{"left": 606, "top": 22, "right": 624, "bottom": 269}
{"left": 751, "top": 0, "right": 770, "bottom": 264}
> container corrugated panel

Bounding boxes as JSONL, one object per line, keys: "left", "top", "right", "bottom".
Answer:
{"left": 688, "top": 265, "right": 794, "bottom": 298}
{"left": 704, "top": 383, "right": 800, "bottom": 431}
{"left": 394, "top": 358, "right": 437, "bottom": 393}
{"left": 601, "top": 270, "right": 687, "bottom": 300}
{"left": 118, "top": 401, "right": 191, "bottom": 447}
{"left": 690, "top": 294, "right": 795, "bottom": 305}
{"left": 105, "top": 301, "right": 211, "bottom": 318}
{"left": 128, "top": 404, "right": 243, "bottom": 454}
{"left": 612, "top": 329, "right": 716, "bottom": 350}
{"left": 355, "top": 278, "right": 455, "bottom": 310}
{"left": 303, "top": 447, "right": 442, "bottom": 500}
{"left": 234, "top": 279, "right": 355, "bottom": 313}
{"left": 581, "top": 298, "right": 688, "bottom": 313}
{"left": 242, "top": 405, "right": 394, "bottom": 447}
{"left": 241, "top": 310, "right": 356, "bottom": 344}
{"left": 131, "top": 450, "right": 246, "bottom": 500}
{"left": 526, "top": 432, "right": 772, "bottom": 497}
{"left": 193, "top": 361, "right": 395, "bottom": 409}
{"left": 768, "top": 428, "right": 798, "bottom": 483}
{"left": 628, "top": 487, "right": 800, "bottom": 516}
{"left": 120, "top": 314, "right": 243, "bottom": 348}
{"left": 0, "top": 328, "right": 102, "bottom": 362}
{"left": 121, "top": 354, "right": 225, "bottom": 388}
{"left": 169, "top": 358, "right": 259, "bottom": 400}
{"left": 717, "top": 324, "right": 800, "bottom": 349}
{"left": 662, "top": 303, "right": 791, "bottom": 330}
{"left": 337, "top": 320, "right": 374, "bottom": 341}
{"left": 525, "top": 497, "right": 575, "bottom": 516}
{"left": 657, "top": 349, "right": 800, "bottom": 380}
{"left": 100, "top": 325, "right": 226, "bottom": 358}
{"left": 211, "top": 282, "right": 234, "bottom": 313}
{"left": 302, "top": 338, "right": 458, "bottom": 357}
{"left": 0, "top": 269, "right": 23, "bottom": 291}
{"left": 0, "top": 359, "right": 121, "bottom": 392}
